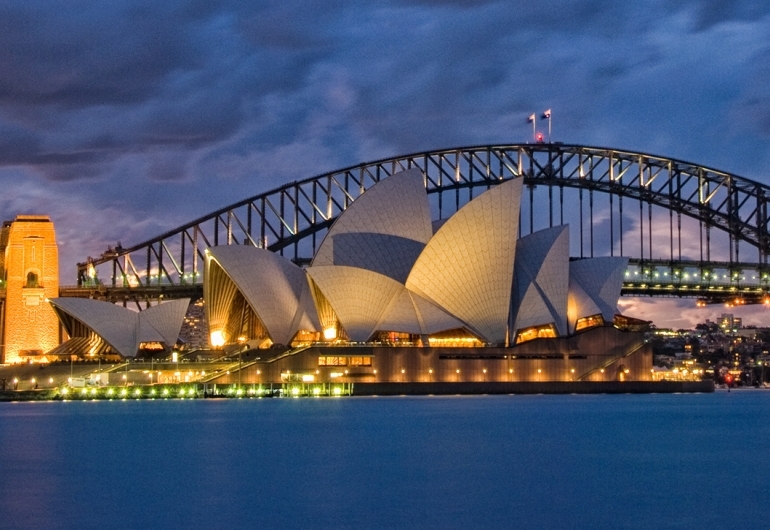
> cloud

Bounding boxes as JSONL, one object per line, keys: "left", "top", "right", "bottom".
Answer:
{"left": 1, "top": 0, "right": 770, "bottom": 326}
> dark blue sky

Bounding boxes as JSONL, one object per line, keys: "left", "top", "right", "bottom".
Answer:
{"left": 1, "top": 0, "right": 770, "bottom": 326}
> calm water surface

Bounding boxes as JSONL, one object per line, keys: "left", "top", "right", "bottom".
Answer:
{"left": 0, "top": 392, "right": 768, "bottom": 530}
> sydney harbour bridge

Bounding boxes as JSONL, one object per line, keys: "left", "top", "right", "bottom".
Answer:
{"left": 68, "top": 143, "right": 770, "bottom": 309}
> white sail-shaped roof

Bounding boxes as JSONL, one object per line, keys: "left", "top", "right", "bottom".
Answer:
{"left": 406, "top": 178, "right": 523, "bottom": 344}
{"left": 511, "top": 226, "right": 570, "bottom": 336}
{"left": 140, "top": 299, "right": 191, "bottom": 346}
{"left": 569, "top": 257, "right": 628, "bottom": 325}
{"left": 307, "top": 266, "right": 404, "bottom": 342}
{"left": 49, "top": 298, "right": 140, "bottom": 357}
{"left": 409, "top": 291, "right": 466, "bottom": 335}
{"left": 311, "top": 168, "right": 433, "bottom": 283}
{"left": 206, "top": 246, "right": 319, "bottom": 345}
{"left": 137, "top": 318, "right": 165, "bottom": 343}
{"left": 567, "top": 281, "right": 603, "bottom": 333}
{"left": 308, "top": 265, "right": 464, "bottom": 341}
{"left": 376, "top": 288, "right": 466, "bottom": 336}
{"left": 50, "top": 298, "right": 191, "bottom": 357}
{"left": 376, "top": 289, "right": 423, "bottom": 335}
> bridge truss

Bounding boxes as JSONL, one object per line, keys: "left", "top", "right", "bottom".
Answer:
{"left": 75, "top": 144, "right": 770, "bottom": 307}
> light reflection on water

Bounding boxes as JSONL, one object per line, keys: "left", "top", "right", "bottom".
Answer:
{"left": 0, "top": 392, "right": 768, "bottom": 530}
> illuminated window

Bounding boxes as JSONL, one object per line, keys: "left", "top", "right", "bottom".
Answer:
{"left": 318, "top": 356, "right": 371, "bottom": 366}
{"left": 428, "top": 328, "right": 483, "bottom": 348}
{"left": 25, "top": 271, "right": 39, "bottom": 288}
{"left": 575, "top": 314, "right": 604, "bottom": 331}
{"left": 139, "top": 342, "right": 165, "bottom": 351}
{"left": 515, "top": 324, "right": 557, "bottom": 344}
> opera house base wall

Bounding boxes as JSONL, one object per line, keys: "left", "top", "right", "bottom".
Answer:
{"left": 213, "top": 326, "right": 654, "bottom": 386}
{"left": 348, "top": 381, "right": 715, "bottom": 395}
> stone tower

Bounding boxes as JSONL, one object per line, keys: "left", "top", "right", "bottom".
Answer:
{"left": 0, "top": 215, "right": 60, "bottom": 364}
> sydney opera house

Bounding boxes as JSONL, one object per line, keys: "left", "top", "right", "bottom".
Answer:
{"left": 39, "top": 169, "right": 651, "bottom": 384}
{"left": 202, "top": 169, "right": 652, "bottom": 384}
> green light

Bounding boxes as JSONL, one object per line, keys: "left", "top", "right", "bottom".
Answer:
{"left": 313, "top": 387, "right": 321, "bottom": 395}
{"left": 333, "top": 387, "right": 342, "bottom": 395}
{"left": 120, "top": 389, "right": 128, "bottom": 397}
{"left": 188, "top": 388, "right": 195, "bottom": 396}
{"left": 134, "top": 389, "right": 142, "bottom": 397}
{"left": 107, "top": 388, "right": 114, "bottom": 396}
{"left": 162, "top": 388, "right": 169, "bottom": 396}
{"left": 291, "top": 387, "right": 300, "bottom": 396}
{"left": 61, "top": 387, "right": 69, "bottom": 395}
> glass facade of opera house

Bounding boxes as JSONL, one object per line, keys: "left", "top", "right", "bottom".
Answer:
{"left": 48, "top": 169, "right": 652, "bottom": 383}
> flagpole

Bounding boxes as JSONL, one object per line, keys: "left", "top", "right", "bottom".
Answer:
{"left": 540, "top": 109, "right": 552, "bottom": 142}
{"left": 532, "top": 117, "right": 536, "bottom": 142}
{"left": 548, "top": 114, "right": 552, "bottom": 142}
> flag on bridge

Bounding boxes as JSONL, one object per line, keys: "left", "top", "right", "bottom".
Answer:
{"left": 541, "top": 109, "right": 551, "bottom": 120}
{"left": 527, "top": 113, "right": 536, "bottom": 123}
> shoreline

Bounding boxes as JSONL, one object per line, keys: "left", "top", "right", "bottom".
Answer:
{"left": 0, "top": 380, "right": 715, "bottom": 402}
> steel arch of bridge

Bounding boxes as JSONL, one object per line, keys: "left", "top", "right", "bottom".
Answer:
{"left": 76, "top": 144, "right": 770, "bottom": 304}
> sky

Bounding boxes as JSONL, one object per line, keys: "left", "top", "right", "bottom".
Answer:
{"left": 1, "top": 0, "right": 770, "bottom": 328}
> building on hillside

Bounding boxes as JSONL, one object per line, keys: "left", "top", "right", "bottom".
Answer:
{"left": 718, "top": 313, "right": 742, "bottom": 334}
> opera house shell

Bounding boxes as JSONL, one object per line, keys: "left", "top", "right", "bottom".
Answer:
{"left": 204, "top": 169, "right": 652, "bottom": 383}
{"left": 48, "top": 297, "right": 190, "bottom": 359}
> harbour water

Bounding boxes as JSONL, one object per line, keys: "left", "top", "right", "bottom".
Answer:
{"left": 0, "top": 391, "right": 767, "bottom": 529}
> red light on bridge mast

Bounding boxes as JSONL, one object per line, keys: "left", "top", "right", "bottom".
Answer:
{"left": 535, "top": 132, "right": 544, "bottom": 143}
